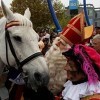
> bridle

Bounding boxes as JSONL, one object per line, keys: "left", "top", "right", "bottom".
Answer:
{"left": 5, "top": 21, "right": 43, "bottom": 72}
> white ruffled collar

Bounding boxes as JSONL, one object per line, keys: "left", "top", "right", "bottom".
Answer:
{"left": 62, "top": 80, "right": 100, "bottom": 100}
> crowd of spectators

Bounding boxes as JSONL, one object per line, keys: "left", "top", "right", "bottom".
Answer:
{"left": 36, "top": 27, "right": 58, "bottom": 55}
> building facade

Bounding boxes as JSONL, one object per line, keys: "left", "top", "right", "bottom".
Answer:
{"left": 94, "top": 8, "right": 100, "bottom": 27}
{"left": 65, "top": 4, "right": 100, "bottom": 27}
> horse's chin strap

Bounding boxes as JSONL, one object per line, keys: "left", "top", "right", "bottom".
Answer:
{"left": 5, "top": 29, "right": 43, "bottom": 72}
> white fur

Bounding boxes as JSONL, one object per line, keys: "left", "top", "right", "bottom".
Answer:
{"left": 45, "top": 37, "right": 67, "bottom": 95}
{"left": 0, "top": 0, "right": 49, "bottom": 94}
{"left": 24, "top": 8, "right": 31, "bottom": 19}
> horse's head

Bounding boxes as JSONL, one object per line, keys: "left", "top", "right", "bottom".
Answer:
{"left": 0, "top": 0, "right": 49, "bottom": 90}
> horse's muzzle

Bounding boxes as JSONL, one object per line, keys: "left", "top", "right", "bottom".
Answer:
{"left": 34, "top": 72, "right": 50, "bottom": 86}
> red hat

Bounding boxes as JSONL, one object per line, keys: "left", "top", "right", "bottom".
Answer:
{"left": 60, "top": 12, "right": 93, "bottom": 46}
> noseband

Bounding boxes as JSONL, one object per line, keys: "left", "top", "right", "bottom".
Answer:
{"left": 5, "top": 21, "right": 43, "bottom": 72}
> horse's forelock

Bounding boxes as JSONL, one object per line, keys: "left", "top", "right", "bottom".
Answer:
{"left": 14, "top": 13, "right": 33, "bottom": 27}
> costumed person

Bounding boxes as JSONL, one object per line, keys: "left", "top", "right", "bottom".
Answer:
{"left": 62, "top": 44, "right": 100, "bottom": 100}
{"left": 53, "top": 12, "right": 94, "bottom": 100}
{"left": 57, "top": 12, "right": 93, "bottom": 49}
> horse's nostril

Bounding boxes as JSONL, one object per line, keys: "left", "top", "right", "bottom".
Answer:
{"left": 34, "top": 72, "right": 42, "bottom": 82}
{"left": 34, "top": 72, "right": 49, "bottom": 86}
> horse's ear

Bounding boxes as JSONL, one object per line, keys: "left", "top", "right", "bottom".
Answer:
{"left": 1, "top": 0, "right": 15, "bottom": 22}
{"left": 24, "top": 8, "right": 31, "bottom": 19}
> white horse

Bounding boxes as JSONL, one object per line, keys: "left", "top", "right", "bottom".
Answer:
{"left": 0, "top": 0, "right": 49, "bottom": 99}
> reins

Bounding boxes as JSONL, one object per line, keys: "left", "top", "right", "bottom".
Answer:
{"left": 5, "top": 21, "right": 43, "bottom": 72}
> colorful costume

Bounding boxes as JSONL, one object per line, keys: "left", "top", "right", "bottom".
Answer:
{"left": 62, "top": 44, "right": 100, "bottom": 100}
{"left": 56, "top": 12, "right": 100, "bottom": 100}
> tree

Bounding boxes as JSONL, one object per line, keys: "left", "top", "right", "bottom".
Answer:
{"left": 11, "top": 0, "right": 70, "bottom": 30}
{"left": 52, "top": 0, "right": 71, "bottom": 29}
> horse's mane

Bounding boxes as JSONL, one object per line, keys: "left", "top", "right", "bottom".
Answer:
{"left": 13, "top": 13, "right": 33, "bottom": 27}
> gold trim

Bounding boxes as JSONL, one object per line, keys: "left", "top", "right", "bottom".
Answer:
{"left": 60, "top": 35, "right": 73, "bottom": 46}
{"left": 80, "top": 12, "right": 85, "bottom": 40}
{"left": 62, "top": 12, "right": 83, "bottom": 37}
{"left": 67, "top": 24, "right": 81, "bottom": 36}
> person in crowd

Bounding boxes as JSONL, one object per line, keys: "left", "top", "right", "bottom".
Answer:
{"left": 39, "top": 29, "right": 51, "bottom": 55}
{"left": 62, "top": 44, "right": 100, "bottom": 100}
{"left": 50, "top": 31, "right": 58, "bottom": 44}
{"left": 42, "top": 37, "right": 51, "bottom": 55}
{"left": 41, "top": 30, "right": 50, "bottom": 43}
{"left": 90, "top": 34, "right": 100, "bottom": 54}
{"left": 95, "top": 26, "right": 100, "bottom": 34}
{"left": 90, "top": 26, "right": 100, "bottom": 38}
{"left": 38, "top": 40, "right": 45, "bottom": 52}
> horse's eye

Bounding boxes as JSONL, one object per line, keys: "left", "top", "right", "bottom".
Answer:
{"left": 13, "top": 36, "right": 22, "bottom": 42}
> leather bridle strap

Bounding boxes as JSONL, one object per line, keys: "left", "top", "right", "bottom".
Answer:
{"left": 5, "top": 29, "right": 20, "bottom": 67}
{"left": 20, "top": 52, "right": 43, "bottom": 67}
{"left": 5, "top": 22, "right": 43, "bottom": 72}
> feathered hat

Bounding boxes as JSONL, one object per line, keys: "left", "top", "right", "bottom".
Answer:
{"left": 62, "top": 44, "right": 100, "bottom": 84}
